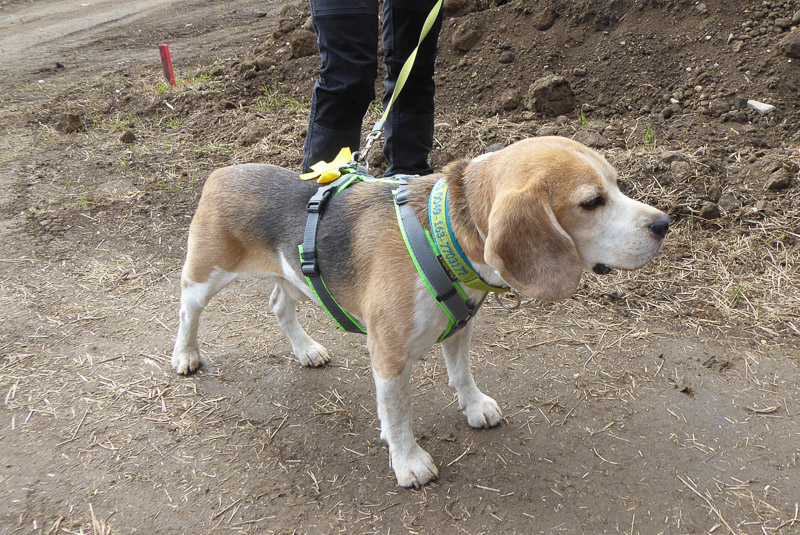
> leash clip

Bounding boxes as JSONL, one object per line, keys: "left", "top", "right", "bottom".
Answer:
{"left": 494, "top": 289, "right": 522, "bottom": 311}
{"left": 354, "top": 121, "right": 385, "bottom": 166}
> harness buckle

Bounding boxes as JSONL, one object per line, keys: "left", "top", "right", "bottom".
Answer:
{"left": 394, "top": 187, "right": 411, "bottom": 206}
{"left": 306, "top": 199, "right": 322, "bottom": 213}
{"left": 435, "top": 286, "right": 458, "bottom": 303}
{"left": 301, "top": 259, "right": 318, "bottom": 276}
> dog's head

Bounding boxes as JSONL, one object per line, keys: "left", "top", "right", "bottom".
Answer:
{"left": 465, "top": 136, "right": 669, "bottom": 301}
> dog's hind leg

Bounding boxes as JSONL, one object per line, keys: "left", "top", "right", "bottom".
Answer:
{"left": 441, "top": 321, "right": 503, "bottom": 429}
{"left": 172, "top": 267, "right": 239, "bottom": 374}
{"left": 270, "top": 279, "right": 331, "bottom": 367}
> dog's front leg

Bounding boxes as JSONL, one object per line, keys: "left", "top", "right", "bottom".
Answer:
{"left": 441, "top": 321, "right": 503, "bottom": 429}
{"left": 370, "top": 348, "right": 438, "bottom": 488}
{"left": 270, "top": 280, "right": 330, "bottom": 367}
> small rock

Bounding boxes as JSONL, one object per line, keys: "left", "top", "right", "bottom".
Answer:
{"left": 255, "top": 56, "right": 275, "bottom": 71}
{"left": 778, "top": 32, "right": 800, "bottom": 58}
{"left": 498, "top": 51, "right": 514, "bottom": 64}
{"left": 484, "top": 143, "right": 507, "bottom": 153}
{"left": 708, "top": 98, "right": 730, "bottom": 116}
{"left": 661, "top": 106, "right": 676, "bottom": 119}
{"left": 531, "top": 9, "right": 557, "bottom": 31}
{"left": 452, "top": 26, "right": 482, "bottom": 52}
{"left": 766, "top": 168, "right": 792, "bottom": 191}
{"left": 573, "top": 130, "right": 609, "bottom": 148}
{"left": 290, "top": 30, "right": 317, "bottom": 58}
{"left": 498, "top": 89, "right": 520, "bottom": 111}
{"left": 239, "top": 125, "right": 268, "bottom": 147}
{"left": 660, "top": 151, "right": 688, "bottom": 165}
{"left": 210, "top": 65, "right": 225, "bottom": 77}
{"left": 442, "top": 0, "right": 474, "bottom": 18}
{"left": 747, "top": 100, "right": 775, "bottom": 115}
{"left": 718, "top": 192, "right": 738, "bottom": 212}
{"left": 670, "top": 160, "right": 691, "bottom": 179}
{"left": 700, "top": 203, "right": 721, "bottom": 219}
{"left": 537, "top": 124, "right": 561, "bottom": 136}
{"left": 732, "top": 97, "right": 748, "bottom": 109}
{"left": 707, "top": 182, "right": 722, "bottom": 202}
{"left": 120, "top": 130, "right": 136, "bottom": 143}
{"left": 774, "top": 18, "right": 791, "bottom": 31}
{"left": 55, "top": 113, "right": 84, "bottom": 134}
{"left": 254, "top": 9, "right": 269, "bottom": 17}
{"left": 525, "top": 75, "right": 575, "bottom": 116}
{"left": 754, "top": 200, "right": 775, "bottom": 215}
{"left": 279, "top": 19, "right": 296, "bottom": 34}
{"left": 695, "top": 3, "right": 707, "bottom": 14}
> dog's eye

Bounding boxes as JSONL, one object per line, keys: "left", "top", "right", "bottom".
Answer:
{"left": 580, "top": 196, "right": 605, "bottom": 211}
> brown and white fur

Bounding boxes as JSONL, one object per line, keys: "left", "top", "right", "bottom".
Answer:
{"left": 172, "top": 136, "right": 670, "bottom": 488}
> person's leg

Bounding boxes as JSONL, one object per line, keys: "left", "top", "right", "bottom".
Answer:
{"left": 381, "top": 0, "right": 442, "bottom": 176}
{"left": 303, "top": 0, "right": 379, "bottom": 172}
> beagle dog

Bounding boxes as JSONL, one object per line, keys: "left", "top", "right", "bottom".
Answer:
{"left": 172, "top": 136, "right": 669, "bottom": 488}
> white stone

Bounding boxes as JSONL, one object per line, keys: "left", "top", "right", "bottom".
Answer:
{"left": 747, "top": 100, "right": 776, "bottom": 115}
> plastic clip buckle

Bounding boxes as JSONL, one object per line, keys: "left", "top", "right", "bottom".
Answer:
{"left": 306, "top": 199, "right": 321, "bottom": 214}
{"left": 394, "top": 188, "right": 411, "bottom": 205}
{"left": 301, "top": 259, "right": 318, "bottom": 276}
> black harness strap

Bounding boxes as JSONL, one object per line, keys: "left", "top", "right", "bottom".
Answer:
{"left": 300, "top": 176, "right": 365, "bottom": 333}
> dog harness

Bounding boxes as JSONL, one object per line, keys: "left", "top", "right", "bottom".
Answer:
{"left": 299, "top": 171, "right": 508, "bottom": 342}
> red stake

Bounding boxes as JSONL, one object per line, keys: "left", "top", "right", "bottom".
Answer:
{"left": 159, "top": 44, "right": 177, "bottom": 86}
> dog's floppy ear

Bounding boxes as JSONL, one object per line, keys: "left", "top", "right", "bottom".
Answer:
{"left": 484, "top": 182, "right": 583, "bottom": 301}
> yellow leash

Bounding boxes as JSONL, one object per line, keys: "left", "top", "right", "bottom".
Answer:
{"left": 300, "top": 0, "right": 443, "bottom": 182}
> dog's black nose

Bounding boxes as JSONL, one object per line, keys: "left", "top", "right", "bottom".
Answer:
{"left": 649, "top": 214, "right": 671, "bottom": 238}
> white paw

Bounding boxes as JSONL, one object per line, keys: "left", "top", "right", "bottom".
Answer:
{"left": 391, "top": 445, "right": 438, "bottom": 488}
{"left": 464, "top": 394, "right": 503, "bottom": 429}
{"left": 294, "top": 341, "right": 331, "bottom": 367}
{"left": 172, "top": 348, "right": 200, "bottom": 375}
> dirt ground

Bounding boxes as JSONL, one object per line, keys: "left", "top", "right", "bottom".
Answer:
{"left": 2, "top": 0, "right": 800, "bottom": 533}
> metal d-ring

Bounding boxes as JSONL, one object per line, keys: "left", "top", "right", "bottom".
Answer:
{"left": 494, "top": 289, "right": 522, "bottom": 310}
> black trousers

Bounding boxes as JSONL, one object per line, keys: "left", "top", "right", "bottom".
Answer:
{"left": 302, "top": 0, "right": 442, "bottom": 176}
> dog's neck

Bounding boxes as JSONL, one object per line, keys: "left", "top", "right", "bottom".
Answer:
{"left": 441, "top": 160, "right": 507, "bottom": 289}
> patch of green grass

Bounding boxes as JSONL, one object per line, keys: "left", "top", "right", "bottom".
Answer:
{"left": 730, "top": 283, "right": 744, "bottom": 307}
{"left": 152, "top": 170, "right": 195, "bottom": 192}
{"left": 283, "top": 96, "right": 309, "bottom": 114}
{"left": 152, "top": 176, "right": 179, "bottom": 192}
{"left": 256, "top": 84, "right": 280, "bottom": 110}
{"left": 643, "top": 125, "right": 656, "bottom": 150}
{"left": 578, "top": 104, "right": 590, "bottom": 128}
{"left": 196, "top": 141, "right": 232, "bottom": 154}
{"left": 76, "top": 193, "right": 96, "bottom": 209}
{"left": 184, "top": 70, "right": 213, "bottom": 84}
{"left": 166, "top": 116, "right": 183, "bottom": 129}
{"left": 155, "top": 82, "right": 171, "bottom": 95}
{"left": 110, "top": 115, "right": 141, "bottom": 130}
{"left": 369, "top": 100, "right": 384, "bottom": 118}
